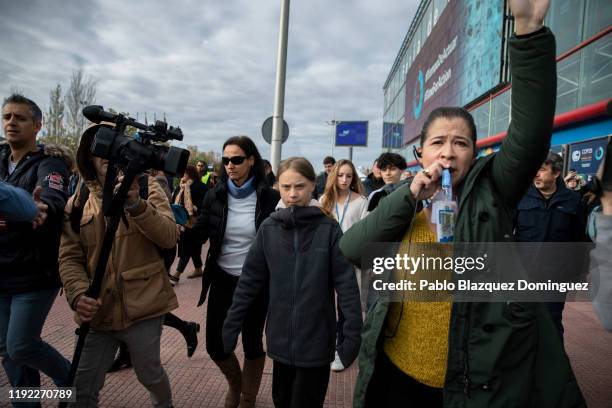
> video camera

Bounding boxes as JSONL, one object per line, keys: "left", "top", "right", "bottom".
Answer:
{"left": 82, "top": 105, "right": 189, "bottom": 176}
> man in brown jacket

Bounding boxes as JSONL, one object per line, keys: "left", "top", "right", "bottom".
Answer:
{"left": 59, "top": 124, "right": 179, "bottom": 408}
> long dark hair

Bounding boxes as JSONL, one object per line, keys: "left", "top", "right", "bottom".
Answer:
{"left": 183, "top": 164, "right": 199, "bottom": 181}
{"left": 221, "top": 135, "right": 266, "bottom": 184}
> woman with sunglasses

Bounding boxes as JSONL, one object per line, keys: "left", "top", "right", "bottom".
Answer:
{"left": 193, "top": 136, "right": 279, "bottom": 408}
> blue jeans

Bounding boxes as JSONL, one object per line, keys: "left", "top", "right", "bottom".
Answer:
{"left": 0, "top": 288, "right": 71, "bottom": 391}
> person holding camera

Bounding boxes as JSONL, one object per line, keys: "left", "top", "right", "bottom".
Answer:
{"left": 339, "top": 1, "right": 586, "bottom": 406}
{"left": 1, "top": 94, "right": 72, "bottom": 393}
{"left": 564, "top": 169, "right": 583, "bottom": 191}
{"left": 59, "top": 123, "right": 179, "bottom": 407}
{"left": 193, "top": 136, "right": 279, "bottom": 408}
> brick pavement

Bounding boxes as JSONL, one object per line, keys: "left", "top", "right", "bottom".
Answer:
{"left": 1, "top": 255, "right": 610, "bottom": 407}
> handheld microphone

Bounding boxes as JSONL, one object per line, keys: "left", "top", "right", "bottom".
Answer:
{"left": 82, "top": 105, "right": 118, "bottom": 124}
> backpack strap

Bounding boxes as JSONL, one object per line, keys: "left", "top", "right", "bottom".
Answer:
{"left": 69, "top": 182, "right": 90, "bottom": 233}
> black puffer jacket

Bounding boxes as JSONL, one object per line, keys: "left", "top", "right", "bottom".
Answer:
{"left": 0, "top": 144, "right": 70, "bottom": 293}
{"left": 222, "top": 206, "right": 362, "bottom": 367}
{"left": 193, "top": 177, "right": 280, "bottom": 306}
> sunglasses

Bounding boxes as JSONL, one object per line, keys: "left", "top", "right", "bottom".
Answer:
{"left": 222, "top": 156, "right": 247, "bottom": 166}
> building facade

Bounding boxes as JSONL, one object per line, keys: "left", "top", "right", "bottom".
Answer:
{"left": 383, "top": 0, "right": 611, "bottom": 180}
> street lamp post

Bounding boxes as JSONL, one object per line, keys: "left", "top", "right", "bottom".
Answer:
{"left": 326, "top": 117, "right": 339, "bottom": 158}
{"left": 270, "top": 0, "right": 291, "bottom": 174}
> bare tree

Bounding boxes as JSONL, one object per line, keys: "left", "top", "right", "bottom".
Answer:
{"left": 65, "top": 69, "right": 97, "bottom": 140}
{"left": 44, "top": 84, "right": 65, "bottom": 143}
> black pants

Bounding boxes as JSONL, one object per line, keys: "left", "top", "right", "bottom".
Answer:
{"left": 176, "top": 229, "right": 203, "bottom": 272}
{"left": 545, "top": 301, "right": 565, "bottom": 341}
{"left": 272, "top": 360, "right": 330, "bottom": 408}
{"left": 365, "top": 351, "right": 443, "bottom": 407}
{"left": 205, "top": 268, "right": 267, "bottom": 361}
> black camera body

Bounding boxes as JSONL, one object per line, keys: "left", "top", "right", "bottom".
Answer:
{"left": 83, "top": 105, "right": 189, "bottom": 176}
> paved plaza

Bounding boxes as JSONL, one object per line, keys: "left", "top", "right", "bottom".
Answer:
{"left": 1, "top": 255, "right": 610, "bottom": 407}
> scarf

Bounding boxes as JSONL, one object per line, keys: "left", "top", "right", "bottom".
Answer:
{"left": 227, "top": 176, "right": 256, "bottom": 199}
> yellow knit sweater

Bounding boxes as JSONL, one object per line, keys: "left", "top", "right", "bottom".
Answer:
{"left": 383, "top": 211, "right": 452, "bottom": 388}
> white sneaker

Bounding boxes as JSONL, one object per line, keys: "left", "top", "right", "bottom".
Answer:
{"left": 331, "top": 351, "right": 345, "bottom": 372}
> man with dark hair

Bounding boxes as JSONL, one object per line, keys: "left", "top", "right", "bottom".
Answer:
{"left": 313, "top": 156, "right": 336, "bottom": 199}
{"left": 376, "top": 152, "right": 407, "bottom": 186}
{"left": 367, "top": 153, "right": 409, "bottom": 211}
{"left": 514, "top": 152, "right": 587, "bottom": 340}
{"left": 196, "top": 159, "right": 213, "bottom": 188}
{"left": 0, "top": 94, "right": 71, "bottom": 389}
{"left": 362, "top": 160, "right": 384, "bottom": 195}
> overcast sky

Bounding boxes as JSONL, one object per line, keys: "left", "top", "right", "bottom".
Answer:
{"left": 0, "top": 0, "right": 418, "bottom": 172}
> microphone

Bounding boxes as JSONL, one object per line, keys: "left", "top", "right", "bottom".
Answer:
{"left": 82, "top": 105, "right": 118, "bottom": 124}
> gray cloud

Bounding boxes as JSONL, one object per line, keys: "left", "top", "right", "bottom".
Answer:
{"left": 0, "top": 0, "right": 418, "bottom": 172}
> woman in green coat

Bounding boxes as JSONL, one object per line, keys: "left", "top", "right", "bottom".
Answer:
{"left": 340, "top": 0, "right": 586, "bottom": 407}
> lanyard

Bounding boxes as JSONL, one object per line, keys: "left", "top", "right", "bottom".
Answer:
{"left": 335, "top": 191, "right": 351, "bottom": 228}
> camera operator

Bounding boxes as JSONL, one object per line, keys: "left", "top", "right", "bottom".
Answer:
{"left": 0, "top": 94, "right": 72, "bottom": 392}
{"left": 59, "top": 123, "right": 179, "bottom": 407}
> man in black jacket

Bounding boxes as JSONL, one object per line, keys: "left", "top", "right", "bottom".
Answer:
{"left": 514, "top": 152, "right": 587, "bottom": 340}
{"left": 313, "top": 156, "right": 335, "bottom": 199}
{"left": 0, "top": 94, "right": 71, "bottom": 389}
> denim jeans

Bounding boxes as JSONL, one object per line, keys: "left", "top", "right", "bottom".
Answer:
{"left": 0, "top": 288, "right": 71, "bottom": 406}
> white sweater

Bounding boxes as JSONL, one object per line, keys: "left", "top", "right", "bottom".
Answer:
{"left": 320, "top": 193, "right": 368, "bottom": 233}
{"left": 216, "top": 192, "right": 257, "bottom": 277}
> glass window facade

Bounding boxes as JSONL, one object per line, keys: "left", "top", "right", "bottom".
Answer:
{"left": 544, "top": 0, "right": 584, "bottom": 54}
{"left": 384, "top": 0, "right": 611, "bottom": 152}
{"left": 585, "top": 0, "right": 612, "bottom": 38}
{"left": 383, "top": 0, "right": 450, "bottom": 149}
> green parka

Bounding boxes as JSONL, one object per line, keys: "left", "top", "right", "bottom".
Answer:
{"left": 340, "top": 28, "right": 586, "bottom": 408}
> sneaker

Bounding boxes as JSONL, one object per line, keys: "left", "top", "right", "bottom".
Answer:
{"left": 331, "top": 351, "right": 345, "bottom": 372}
{"left": 169, "top": 270, "right": 182, "bottom": 286}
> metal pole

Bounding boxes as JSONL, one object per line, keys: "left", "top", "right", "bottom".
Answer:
{"left": 270, "top": 0, "right": 290, "bottom": 174}
{"left": 348, "top": 146, "right": 353, "bottom": 162}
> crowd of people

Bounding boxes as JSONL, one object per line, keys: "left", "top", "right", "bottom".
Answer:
{"left": 1, "top": 1, "right": 612, "bottom": 407}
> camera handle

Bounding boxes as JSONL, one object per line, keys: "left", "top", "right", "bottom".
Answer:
{"left": 60, "top": 160, "right": 142, "bottom": 407}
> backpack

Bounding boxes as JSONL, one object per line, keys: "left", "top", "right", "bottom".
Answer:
{"left": 69, "top": 176, "right": 176, "bottom": 266}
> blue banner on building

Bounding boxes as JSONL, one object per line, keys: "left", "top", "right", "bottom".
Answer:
{"left": 569, "top": 137, "right": 610, "bottom": 178}
{"left": 336, "top": 121, "right": 368, "bottom": 146}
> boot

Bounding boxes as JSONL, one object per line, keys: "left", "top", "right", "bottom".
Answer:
{"left": 169, "top": 269, "right": 183, "bottom": 286}
{"left": 107, "top": 343, "right": 132, "bottom": 373}
{"left": 215, "top": 353, "right": 242, "bottom": 408}
{"left": 181, "top": 322, "right": 200, "bottom": 358}
{"left": 186, "top": 266, "right": 203, "bottom": 279}
{"left": 240, "top": 356, "right": 265, "bottom": 408}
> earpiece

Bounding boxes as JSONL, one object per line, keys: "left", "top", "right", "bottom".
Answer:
{"left": 413, "top": 145, "right": 422, "bottom": 160}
